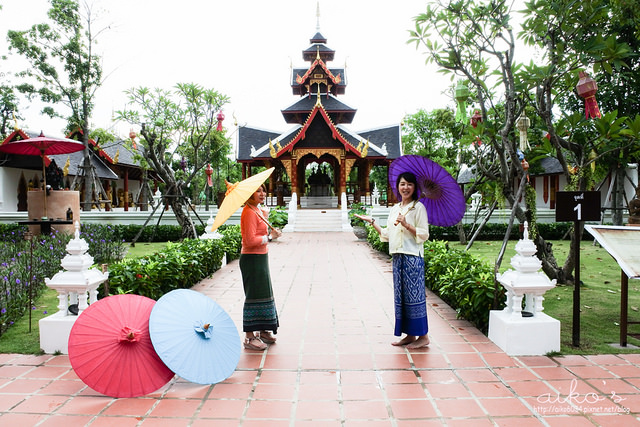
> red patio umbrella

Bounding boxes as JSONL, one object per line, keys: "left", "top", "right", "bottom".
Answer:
{"left": 0, "top": 132, "right": 85, "bottom": 218}
{"left": 68, "top": 294, "right": 174, "bottom": 398}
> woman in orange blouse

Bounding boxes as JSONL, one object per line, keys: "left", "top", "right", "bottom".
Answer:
{"left": 239, "top": 184, "right": 282, "bottom": 350}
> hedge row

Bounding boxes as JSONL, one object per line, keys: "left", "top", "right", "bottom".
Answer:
{"left": 364, "top": 225, "right": 504, "bottom": 334}
{"left": 104, "top": 225, "right": 240, "bottom": 300}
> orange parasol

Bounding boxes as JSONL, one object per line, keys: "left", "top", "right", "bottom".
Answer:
{"left": 210, "top": 167, "right": 275, "bottom": 232}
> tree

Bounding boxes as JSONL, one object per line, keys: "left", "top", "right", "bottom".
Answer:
{"left": 7, "top": 0, "right": 105, "bottom": 210}
{"left": 116, "top": 83, "right": 230, "bottom": 239}
{"left": 409, "top": 0, "right": 637, "bottom": 284}
{"left": 0, "top": 84, "right": 22, "bottom": 139}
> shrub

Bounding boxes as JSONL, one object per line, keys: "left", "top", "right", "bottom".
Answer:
{"left": 423, "top": 240, "right": 503, "bottom": 333}
{"left": 348, "top": 202, "right": 370, "bottom": 227}
{"left": 364, "top": 228, "right": 503, "bottom": 334}
{"left": 80, "top": 223, "right": 126, "bottom": 264}
{"left": 104, "top": 227, "right": 241, "bottom": 300}
{"left": 268, "top": 206, "right": 289, "bottom": 229}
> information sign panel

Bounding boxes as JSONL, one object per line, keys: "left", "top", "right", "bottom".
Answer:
{"left": 556, "top": 191, "right": 601, "bottom": 222}
{"left": 584, "top": 225, "right": 640, "bottom": 279}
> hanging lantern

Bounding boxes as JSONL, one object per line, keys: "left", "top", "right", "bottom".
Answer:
{"left": 455, "top": 81, "right": 469, "bottom": 123}
{"left": 576, "top": 71, "right": 601, "bottom": 119}
{"left": 129, "top": 128, "right": 137, "bottom": 150}
{"left": 205, "top": 163, "right": 214, "bottom": 187}
{"left": 589, "top": 149, "right": 597, "bottom": 173}
{"left": 216, "top": 110, "right": 225, "bottom": 132}
{"left": 515, "top": 112, "right": 531, "bottom": 151}
{"left": 470, "top": 110, "right": 482, "bottom": 128}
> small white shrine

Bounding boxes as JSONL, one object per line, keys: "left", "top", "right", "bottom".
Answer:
{"left": 39, "top": 222, "right": 109, "bottom": 354}
{"left": 199, "top": 212, "right": 226, "bottom": 267}
{"left": 488, "top": 222, "right": 560, "bottom": 355}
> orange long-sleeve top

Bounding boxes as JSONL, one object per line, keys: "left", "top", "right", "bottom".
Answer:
{"left": 240, "top": 204, "right": 269, "bottom": 255}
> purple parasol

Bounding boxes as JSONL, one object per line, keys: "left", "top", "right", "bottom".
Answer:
{"left": 388, "top": 155, "right": 466, "bottom": 227}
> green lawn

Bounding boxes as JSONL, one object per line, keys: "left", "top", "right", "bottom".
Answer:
{"left": 462, "top": 239, "right": 640, "bottom": 355}
{"left": 0, "top": 241, "right": 168, "bottom": 354}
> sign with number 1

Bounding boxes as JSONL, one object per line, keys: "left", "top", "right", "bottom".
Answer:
{"left": 555, "top": 191, "right": 601, "bottom": 222}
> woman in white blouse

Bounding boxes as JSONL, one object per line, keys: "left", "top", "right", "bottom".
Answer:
{"left": 355, "top": 172, "right": 430, "bottom": 348}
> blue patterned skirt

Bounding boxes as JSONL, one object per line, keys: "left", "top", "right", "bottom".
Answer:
{"left": 392, "top": 254, "right": 428, "bottom": 337}
{"left": 239, "top": 253, "right": 279, "bottom": 333}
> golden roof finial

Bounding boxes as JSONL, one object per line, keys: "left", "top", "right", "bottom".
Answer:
{"left": 269, "top": 139, "right": 276, "bottom": 158}
{"left": 12, "top": 111, "right": 19, "bottom": 131}
{"left": 361, "top": 139, "right": 369, "bottom": 158}
{"left": 63, "top": 156, "right": 70, "bottom": 176}
{"left": 315, "top": 83, "right": 322, "bottom": 106}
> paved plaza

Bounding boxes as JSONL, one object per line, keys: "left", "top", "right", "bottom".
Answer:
{"left": 1, "top": 231, "right": 640, "bottom": 426}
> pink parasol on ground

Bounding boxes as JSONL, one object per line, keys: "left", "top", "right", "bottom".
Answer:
{"left": 0, "top": 132, "right": 85, "bottom": 218}
{"left": 68, "top": 294, "right": 174, "bottom": 398}
{"left": 389, "top": 155, "right": 466, "bottom": 227}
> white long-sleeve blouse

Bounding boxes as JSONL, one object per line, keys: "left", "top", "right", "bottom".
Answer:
{"left": 379, "top": 200, "right": 430, "bottom": 257}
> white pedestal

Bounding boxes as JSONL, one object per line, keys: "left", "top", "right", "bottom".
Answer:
{"left": 39, "top": 311, "right": 78, "bottom": 354}
{"left": 488, "top": 310, "right": 560, "bottom": 356}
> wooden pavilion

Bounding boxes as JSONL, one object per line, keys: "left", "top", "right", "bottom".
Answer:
{"left": 235, "top": 26, "right": 402, "bottom": 207}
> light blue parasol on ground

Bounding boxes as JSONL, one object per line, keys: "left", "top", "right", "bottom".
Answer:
{"left": 149, "top": 289, "right": 241, "bottom": 385}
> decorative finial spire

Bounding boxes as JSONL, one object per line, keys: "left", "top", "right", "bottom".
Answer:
{"left": 316, "top": 1, "right": 321, "bottom": 32}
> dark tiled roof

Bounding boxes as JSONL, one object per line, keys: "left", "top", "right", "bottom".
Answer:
{"left": 48, "top": 150, "right": 118, "bottom": 180}
{"left": 99, "top": 139, "right": 145, "bottom": 168}
{"left": 309, "top": 32, "right": 327, "bottom": 44}
{"left": 537, "top": 156, "right": 563, "bottom": 175}
{"left": 356, "top": 125, "right": 402, "bottom": 159}
{"left": 236, "top": 126, "right": 282, "bottom": 161}
{"left": 236, "top": 120, "right": 401, "bottom": 162}
{"left": 281, "top": 95, "right": 355, "bottom": 124}
{"left": 302, "top": 43, "right": 335, "bottom": 61}
{"left": 457, "top": 155, "right": 564, "bottom": 184}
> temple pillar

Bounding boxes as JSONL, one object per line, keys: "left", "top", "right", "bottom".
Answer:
{"left": 123, "top": 170, "right": 129, "bottom": 212}
{"left": 291, "top": 154, "right": 299, "bottom": 205}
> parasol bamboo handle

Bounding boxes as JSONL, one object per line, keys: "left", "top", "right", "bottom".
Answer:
{"left": 248, "top": 205, "right": 276, "bottom": 231}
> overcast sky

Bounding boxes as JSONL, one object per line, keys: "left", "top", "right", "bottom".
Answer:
{"left": 0, "top": 0, "right": 526, "bottom": 141}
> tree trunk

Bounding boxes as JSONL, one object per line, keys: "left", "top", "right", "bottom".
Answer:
{"left": 613, "top": 166, "right": 626, "bottom": 225}
{"left": 456, "top": 222, "right": 467, "bottom": 245}
{"left": 170, "top": 197, "right": 197, "bottom": 239}
{"left": 82, "top": 151, "right": 93, "bottom": 212}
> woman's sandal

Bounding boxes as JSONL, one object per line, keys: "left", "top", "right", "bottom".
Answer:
{"left": 244, "top": 337, "right": 267, "bottom": 351}
{"left": 259, "top": 331, "right": 277, "bottom": 344}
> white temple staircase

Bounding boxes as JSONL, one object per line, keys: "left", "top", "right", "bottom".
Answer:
{"left": 290, "top": 208, "right": 344, "bottom": 232}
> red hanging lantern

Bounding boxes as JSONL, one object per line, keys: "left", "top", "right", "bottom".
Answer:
{"left": 470, "top": 110, "right": 482, "bottom": 128}
{"left": 128, "top": 129, "right": 137, "bottom": 149}
{"left": 575, "top": 71, "right": 601, "bottom": 119}
{"left": 205, "top": 163, "right": 213, "bottom": 187}
{"left": 216, "top": 110, "right": 225, "bottom": 132}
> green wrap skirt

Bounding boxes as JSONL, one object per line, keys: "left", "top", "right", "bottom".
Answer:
{"left": 239, "top": 253, "right": 279, "bottom": 333}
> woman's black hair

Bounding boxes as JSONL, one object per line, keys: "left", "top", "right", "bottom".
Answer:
{"left": 396, "top": 172, "right": 419, "bottom": 200}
